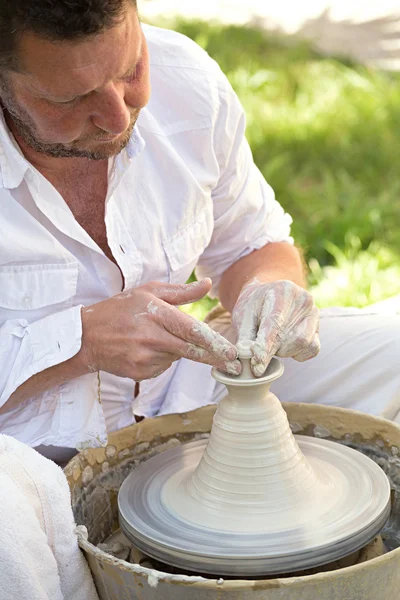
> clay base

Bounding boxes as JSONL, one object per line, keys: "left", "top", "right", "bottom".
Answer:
{"left": 99, "top": 529, "right": 386, "bottom": 580}
{"left": 118, "top": 436, "right": 391, "bottom": 575}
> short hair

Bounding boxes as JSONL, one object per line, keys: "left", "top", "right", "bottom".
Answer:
{"left": 0, "top": 0, "right": 136, "bottom": 71}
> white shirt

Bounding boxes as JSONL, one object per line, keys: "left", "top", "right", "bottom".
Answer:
{"left": 0, "top": 25, "right": 292, "bottom": 450}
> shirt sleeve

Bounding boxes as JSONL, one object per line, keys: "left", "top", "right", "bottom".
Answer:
{"left": 195, "top": 69, "right": 293, "bottom": 298}
{"left": 0, "top": 305, "right": 83, "bottom": 407}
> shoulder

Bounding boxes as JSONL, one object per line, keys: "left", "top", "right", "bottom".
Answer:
{"left": 143, "top": 24, "right": 220, "bottom": 74}
{"left": 141, "top": 25, "right": 225, "bottom": 128}
{"left": 141, "top": 24, "right": 236, "bottom": 133}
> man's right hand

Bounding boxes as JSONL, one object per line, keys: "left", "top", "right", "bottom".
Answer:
{"left": 79, "top": 278, "right": 241, "bottom": 381}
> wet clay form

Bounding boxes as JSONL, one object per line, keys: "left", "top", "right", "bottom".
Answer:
{"left": 118, "top": 341, "right": 391, "bottom": 576}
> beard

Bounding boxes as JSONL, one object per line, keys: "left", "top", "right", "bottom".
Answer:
{"left": 0, "top": 76, "right": 139, "bottom": 160}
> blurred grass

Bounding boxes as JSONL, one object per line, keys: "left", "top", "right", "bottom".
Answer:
{"left": 147, "top": 18, "right": 400, "bottom": 317}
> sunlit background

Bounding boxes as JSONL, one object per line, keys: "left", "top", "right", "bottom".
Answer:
{"left": 141, "top": 1, "right": 400, "bottom": 318}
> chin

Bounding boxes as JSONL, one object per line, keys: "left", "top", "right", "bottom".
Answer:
{"left": 73, "top": 120, "right": 137, "bottom": 159}
{"left": 84, "top": 137, "right": 130, "bottom": 159}
{"left": 57, "top": 130, "right": 130, "bottom": 160}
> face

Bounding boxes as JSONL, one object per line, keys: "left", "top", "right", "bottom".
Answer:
{"left": 0, "top": 5, "right": 150, "bottom": 160}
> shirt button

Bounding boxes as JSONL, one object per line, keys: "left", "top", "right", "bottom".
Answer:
{"left": 22, "top": 295, "right": 32, "bottom": 307}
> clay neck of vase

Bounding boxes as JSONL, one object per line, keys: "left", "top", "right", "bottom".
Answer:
{"left": 208, "top": 352, "right": 287, "bottom": 435}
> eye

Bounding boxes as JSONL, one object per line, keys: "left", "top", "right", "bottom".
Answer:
{"left": 124, "top": 58, "right": 143, "bottom": 84}
{"left": 49, "top": 97, "right": 79, "bottom": 106}
{"left": 124, "top": 67, "right": 137, "bottom": 84}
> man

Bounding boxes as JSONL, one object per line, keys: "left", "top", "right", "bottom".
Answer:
{"left": 0, "top": 0, "right": 398, "bottom": 467}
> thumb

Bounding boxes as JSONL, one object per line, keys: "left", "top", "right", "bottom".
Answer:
{"left": 157, "top": 278, "right": 212, "bottom": 306}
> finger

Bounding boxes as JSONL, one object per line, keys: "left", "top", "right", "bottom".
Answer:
{"left": 234, "top": 290, "right": 267, "bottom": 343}
{"left": 276, "top": 306, "right": 320, "bottom": 359}
{"left": 235, "top": 306, "right": 259, "bottom": 344}
{"left": 292, "top": 334, "right": 321, "bottom": 362}
{"left": 248, "top": 286, "right": 284, "bottom": 360}
{"left": 180, "top": 342, "right": 241, "bottom": 375}
{"left": 161, "top": 306, "right": 238, "bottom": 362}
{"left": 251, "top": 319, "right": 282, "bottom": 367}
{"left": 155, "top": 279, "right": 212, "bottom": 306}
{"left": 250, "top": 355, "right": 270, "bottom": 377}
{"left": 150, "top": 329, "right": 242, "bottom": 375}
{"left": 248, "top": 321, "right": 281, "bottom": 377}
{"left": 251, "top": 293, "right": 318, "bottom": 373}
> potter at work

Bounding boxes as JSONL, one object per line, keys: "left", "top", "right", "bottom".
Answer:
{"left": 0, "top": 0, "right": 400, "bottom": 599}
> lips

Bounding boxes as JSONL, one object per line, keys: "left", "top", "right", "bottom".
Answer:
{"left": 95, "top": 134, "right": 120, "bottom": 142}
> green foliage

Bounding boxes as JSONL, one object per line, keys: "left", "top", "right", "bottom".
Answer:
{"left": 309, "top": 236, "right": 400, "bottom": 308}
{"left": 181, "top": 294, "right": 218, "bottom": 321}
{"left": 150, "top": 18, "right": 400, "bottom": 312}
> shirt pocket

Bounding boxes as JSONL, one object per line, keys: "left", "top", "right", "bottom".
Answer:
{"left": 163, "top": 212, "right": 213, "bottom": 284}
{"left": 0, "top": 261, "right": 79, "bottom": 312}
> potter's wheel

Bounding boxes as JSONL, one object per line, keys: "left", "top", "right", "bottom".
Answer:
{"left": 119, "top": 350, "right": 391, "bottom": 577}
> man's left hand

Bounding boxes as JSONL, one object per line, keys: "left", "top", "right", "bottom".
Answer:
{"left": 232, "top": 279, "right": 320, "bottom": 376}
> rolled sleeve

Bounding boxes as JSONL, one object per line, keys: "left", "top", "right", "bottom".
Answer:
{"left": 196, "top": 72, "right": 293, "bottom": 298}
{"left": 0, "top": 305, "right": 83, "bottom": 407}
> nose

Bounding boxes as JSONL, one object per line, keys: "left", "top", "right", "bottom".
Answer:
{"left": 91, "top": 83, "right": 131, "bottom": 135}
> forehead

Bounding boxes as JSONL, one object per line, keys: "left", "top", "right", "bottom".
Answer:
{"left": 15, "top": 5, "right": 141, "bottom": 97}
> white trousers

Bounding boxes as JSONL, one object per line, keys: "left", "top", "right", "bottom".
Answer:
{"left": 205, "top": 305, "right": 400, "bottom": 422}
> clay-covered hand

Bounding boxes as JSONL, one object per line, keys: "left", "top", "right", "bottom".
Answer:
{"left": 79, "top": 278, "right": 240, "bottom": 381}
{"left": 232, "top": 279, "right": 320, "bottom": 376}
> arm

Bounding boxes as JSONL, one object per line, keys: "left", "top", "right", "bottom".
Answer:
{"left": 2, "top": 280, "right": 239, "bottom": 413}
{"left": 193, "top": 62, "right": 319, "bottom": 375}
{"left": 0, "top": 305, "right": 84, "bottom": 414}
{"left": 219, "top": 242, "right": 306, "bottom": 313}
{"left": 0, "top": 350, "right": 89, "bottom": 415}
{"left": 195, "top": 65, "right": 294, "bottom": 299}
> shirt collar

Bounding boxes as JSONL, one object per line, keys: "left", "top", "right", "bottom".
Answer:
{"left": 126, "top": 122, "right": 145, "bottom": 159}
{"left": 110, "top": 123, "right": 146, "bottom": 188}
{"left": 0, "top": 108, "right": 30, "bottom": 190}
{"left": 0, "top": 108, "right": 146, "bottom": 190}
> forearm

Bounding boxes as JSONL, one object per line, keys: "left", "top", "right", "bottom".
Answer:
{"left": 1, "top": 279, "right": 240, "bottom": 414}
{"left": 219, "top": 242, "right": 306, "bottom": 313}
{"left": 0, "top": 347, "right": 90, "bottom": 414}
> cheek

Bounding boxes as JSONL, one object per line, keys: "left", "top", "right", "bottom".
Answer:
{"left": 30, "top": 102, "right": 88, "bottom": 142}
{"left": 13, "top": 88, "right": 87, "bottom": 141}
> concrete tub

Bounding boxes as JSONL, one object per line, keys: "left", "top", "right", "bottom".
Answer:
{"left": 65, "top": 403, "right": 400, "bottom": 599}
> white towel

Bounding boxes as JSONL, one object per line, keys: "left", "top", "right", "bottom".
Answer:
{"left": 0, "top": 434, "right": 99, "bottom": 600}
